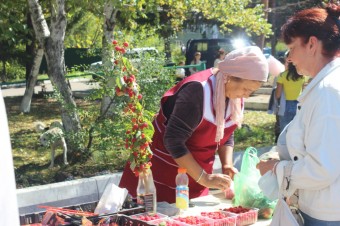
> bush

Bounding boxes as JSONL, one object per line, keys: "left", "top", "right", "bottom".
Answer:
{"left": 77, "top": 50, "right": 175, "bottom": 169}
{"left": 2, "top": 60, "right": 26, "bottom": 82}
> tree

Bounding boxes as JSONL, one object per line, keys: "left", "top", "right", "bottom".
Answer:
{"left": 97, "top": 0, "right": 273, "bottom": 116}
{"left": 22, "top": 0, "right": 274, "bottom": 162}
{"left": 27, "top": 0, "right": 82, "bottom": 157}
{"left": 0, "top": 1, "right": 28, "bottom": 82}
{"left": 21, "top": 6, "right": 95, "bottom": 113}
{"left": 268, "top": 0, "right": 322, "bottom": 56}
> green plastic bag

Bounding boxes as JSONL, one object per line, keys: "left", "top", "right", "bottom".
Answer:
{"left": 234, "top": 147, "right": 277, "bottom": 219}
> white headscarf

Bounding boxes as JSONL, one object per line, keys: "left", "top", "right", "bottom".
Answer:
{"left": 214, "top": 46, "right": 269, "bottom": 143}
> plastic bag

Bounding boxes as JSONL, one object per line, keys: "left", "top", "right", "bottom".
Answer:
{"left": 270, "top": 199, "right": 303, "bottom": 226}
{"left": 94, "top": 182, "right": 128, "bottom": 214}
{"left": 225, "top": 181, "right": 235, "bottom": 199}
{"left": 233, "top": 147, "right": 277, "bottom": 219}
{"left": 258, "top": 170, "right": 279, "bottom": 201}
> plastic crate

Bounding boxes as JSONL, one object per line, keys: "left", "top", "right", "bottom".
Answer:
{"left": 19, "top": 202, "right": 145, "bottom": 226}
{"left": 130, "top": 212, "right": 168, "bottom": 222}
{"left": 221, "top": 208, "right": 258, "bottom": 226}
{"left": 148, "top": 218, "right": 184, "bottom": 226}
{"left": 20, "top": 212, "right": 44, "bottom": 225}
{"left": 200, "top": 211, "right": 237, "bottom": 226}
{"left": 95, "top": 214, "right": 156, "bottom": 226}
{"left": 20, "top": 202, "right": 98, "bottom": 225}
{"left": 171, "top": 215, "right": 214, "bottom": 226}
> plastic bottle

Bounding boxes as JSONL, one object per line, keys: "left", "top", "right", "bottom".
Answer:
{"left": 175, "top": 168, "right": 189, "bottom": 210}
{"left": 136, "top": 168, "right": 157, "bottom": 214}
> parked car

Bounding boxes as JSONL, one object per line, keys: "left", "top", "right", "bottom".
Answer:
{"left": 90, "top": 47, "right": 159, "bottom": 70}
{"left": 184, "top": 38, "right": 254, "bottom": 75}
{"left": 125, "top": 47, "right": 159, "bottom": 62}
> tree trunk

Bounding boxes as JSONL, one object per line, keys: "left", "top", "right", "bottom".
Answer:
{"left": 100, "top": 2, "right": 117, "bottom": 117}
{"left": 164, "top": 37, "right": 171, "bottom": 64}
{"left": 28, "top": 0, "right": 82, "bottom": 157}
{"left": 20, "top": 46, "right": 44, "bottom": 113}
{"left": 269, "top": 0, "right": 277, "bottom": 57}
{"left": 44, "top": 38, "right": 81, "bottom": 133}
{"left": 256, "top": 0, "right": 269, "bottom": 49}
{"left": 25, "top": 11, "right": 35, "bottom": 85}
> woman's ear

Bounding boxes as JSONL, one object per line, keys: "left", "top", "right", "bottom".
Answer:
{"left": 308, "top": 36, "right": 318, "bottom": 51}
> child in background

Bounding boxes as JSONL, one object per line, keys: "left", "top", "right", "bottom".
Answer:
{"left": 189, "top": 52, "right": 202, "bottom": 75}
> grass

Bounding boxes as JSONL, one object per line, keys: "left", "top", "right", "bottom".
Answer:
{"left": 235, "top": 110, "right": 276, "bottom": 151}
{"left": 5, "top": 95, "right": 276, "bottom": 189}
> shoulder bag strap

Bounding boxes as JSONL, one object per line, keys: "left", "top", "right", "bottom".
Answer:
{"left": 281, "top": 162, "right": 296, "bottom": 199}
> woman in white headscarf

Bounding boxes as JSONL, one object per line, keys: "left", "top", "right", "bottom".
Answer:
{"left": 120, "top": 46, "right": 269, "bottom": 203}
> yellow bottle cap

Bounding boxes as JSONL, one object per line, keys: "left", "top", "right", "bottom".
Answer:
{"left": 178, "top": 168, "right": 187, "bottom": 173}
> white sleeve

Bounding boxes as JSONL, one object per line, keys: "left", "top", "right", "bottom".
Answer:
{"left": 289, "top": 93, "right": 340, "bottom": 190}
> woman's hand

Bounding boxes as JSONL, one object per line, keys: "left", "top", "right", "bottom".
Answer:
{"left": 173, "top": 152, "right": 232, "bottom": 191}
{"left": 199, "top": 172, "right": 231, "bottom": 191}
{"left": 222, "top": 165, "right": 239, "bottom": 180}
{"left": 256, "top": 159, "right": 279, "bottom": 176}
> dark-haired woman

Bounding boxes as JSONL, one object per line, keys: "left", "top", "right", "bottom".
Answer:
{"left": 275, "top": 61, "right": 306, "bottom": 132}
{"left": 257, "top": 3, "right": 340, "bottom": 225}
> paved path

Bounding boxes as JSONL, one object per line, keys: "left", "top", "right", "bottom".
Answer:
{"left": 1, "top": 78, "right": 271, "bottom": 110}
{"left": 1, "top": 78, "right": 99, "bottom": 98}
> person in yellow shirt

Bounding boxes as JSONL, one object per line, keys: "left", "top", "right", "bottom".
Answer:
{"left": 275, "top": 59, "right": 307, "bottom": 132}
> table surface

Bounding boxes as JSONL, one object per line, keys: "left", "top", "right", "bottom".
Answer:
{"left": 182, "top": 190, "right": 272, "bottom": 226}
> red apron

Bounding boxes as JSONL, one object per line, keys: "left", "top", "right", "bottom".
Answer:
{"left": 119, "top": 69, "right": 240, "bottom": 203}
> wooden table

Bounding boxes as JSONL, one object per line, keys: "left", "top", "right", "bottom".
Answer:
{"left": 181, "top": 190, "right": 272, "bottom": 226}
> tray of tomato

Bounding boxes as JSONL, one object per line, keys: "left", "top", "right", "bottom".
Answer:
{"left": 221, "top": 206, "right": 258, "bottom": 226}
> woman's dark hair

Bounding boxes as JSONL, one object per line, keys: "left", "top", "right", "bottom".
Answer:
{"left": 284, "top": 52, "right": 303, "bottom": 81}
{"left": 281, "top": 3, "right": 340, "bottom": 57}
{"left": 286, "top": 63, "right": 303, "bottom": 81}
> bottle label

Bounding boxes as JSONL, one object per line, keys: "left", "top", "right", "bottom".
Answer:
{"left": 144, "top": 193, "right": 155, "bottom": 212}
{"left": 137, "top": 195, "right": 145, "bottom": 206}
{"left": 176, "top": 186, "right": 189, "bottom": 210}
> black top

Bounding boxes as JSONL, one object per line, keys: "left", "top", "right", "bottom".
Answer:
{"left": 162, "top": 82, "right": 234, "bottom": 159}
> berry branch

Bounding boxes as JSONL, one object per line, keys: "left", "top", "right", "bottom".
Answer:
{"left": 112, "top": 40, "right": 154, "bottom": 176}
